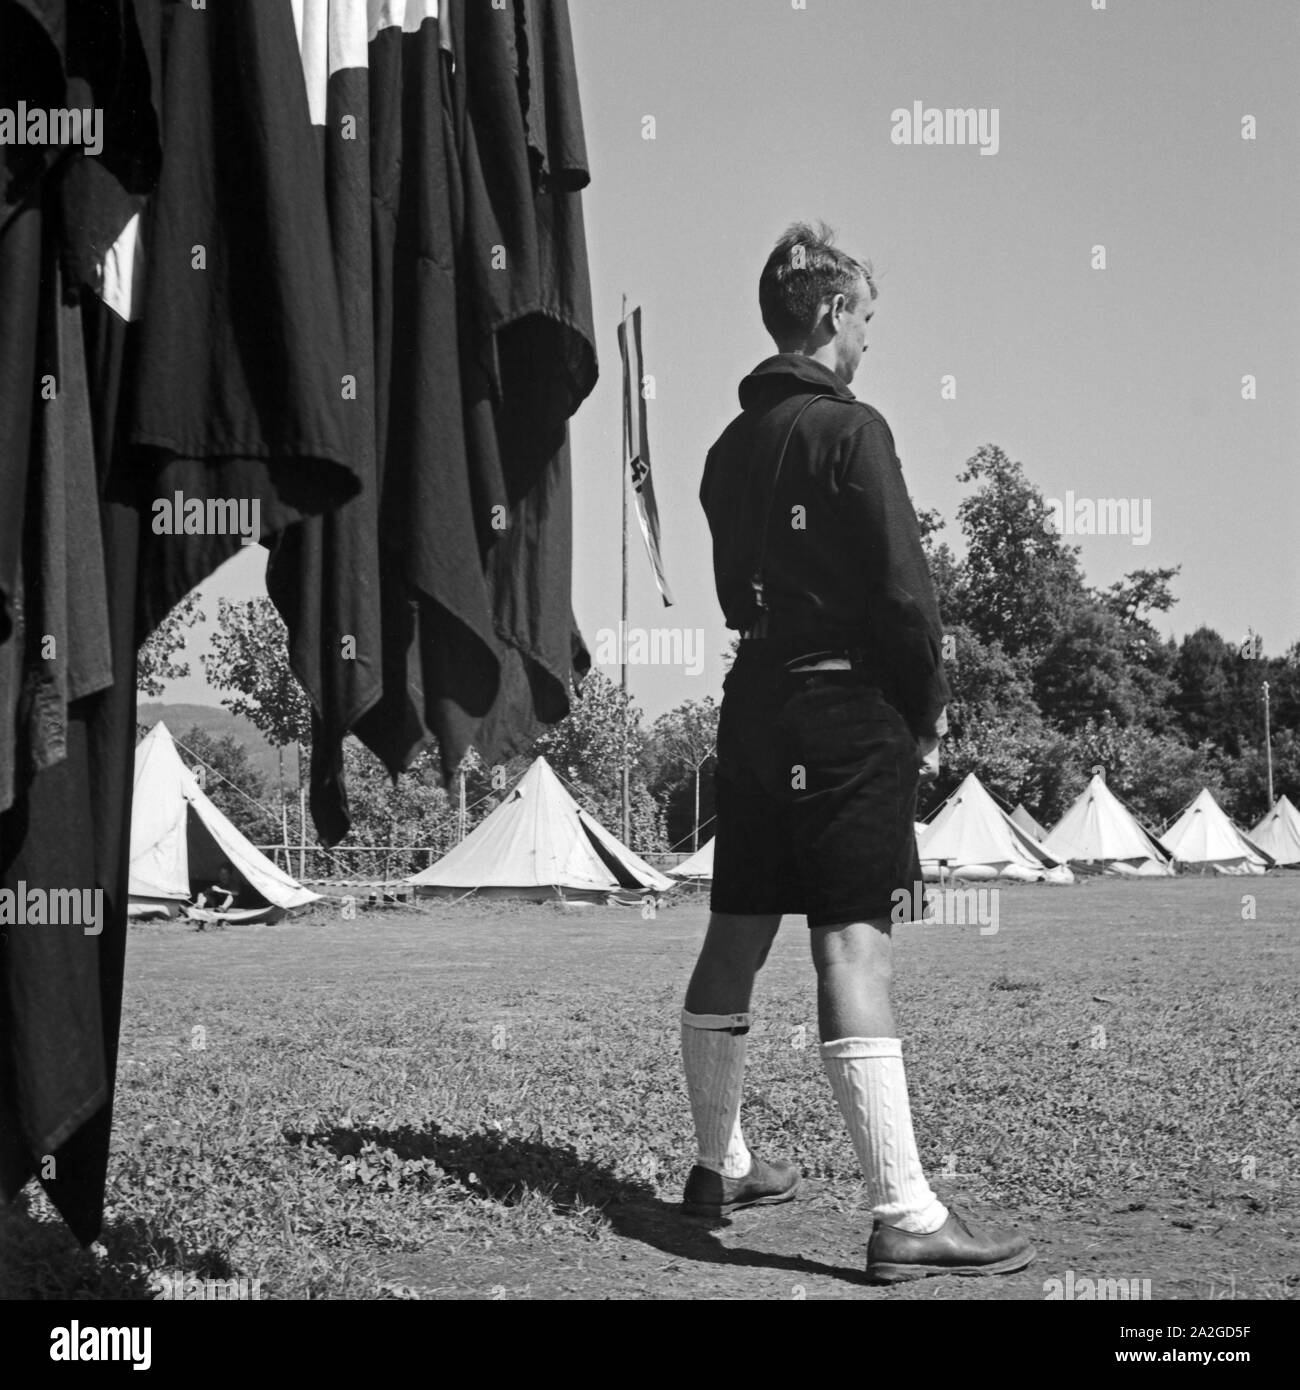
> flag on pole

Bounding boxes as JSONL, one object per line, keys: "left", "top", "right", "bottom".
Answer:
{"left": 618, "top": 306, "right": 674, "bottom": 606}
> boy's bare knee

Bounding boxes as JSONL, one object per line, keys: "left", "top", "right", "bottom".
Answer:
{"left": 703, "top": 913, "right": 780, "bottom": 969}
{"left": 812, "top": 918, "right": 890, "bottom": 957}
{"left": 816, "top": 952, "right": 891, "bottom": 986}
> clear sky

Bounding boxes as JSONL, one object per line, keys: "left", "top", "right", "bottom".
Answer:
{"left": 163, "top": 0, "right": 1299, "bottom": 728}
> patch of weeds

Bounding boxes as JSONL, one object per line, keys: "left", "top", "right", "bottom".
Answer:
{"left": 989, "top": 973, "right": 1044, "bottom": 992}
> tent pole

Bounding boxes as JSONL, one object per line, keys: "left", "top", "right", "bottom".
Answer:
{"left": 620, "top": 292, "right": 631, "bottom": 848}
{"left": 1263, "top": 680, "right": 1273, "bottom": 810}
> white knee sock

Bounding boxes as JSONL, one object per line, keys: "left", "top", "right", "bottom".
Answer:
{"left": 681, "top": 1010, "right": 752, "bottom": 1178}
{"left": 820, "top": 1036, "right": 948, "bottom": 1233}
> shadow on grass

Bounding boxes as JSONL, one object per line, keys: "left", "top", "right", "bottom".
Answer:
{"left": 287, "top": 1122, "right": 863, "bottom": 1285}
{"left": 0, "top": 1189, "right": 235, "bottom": 1300}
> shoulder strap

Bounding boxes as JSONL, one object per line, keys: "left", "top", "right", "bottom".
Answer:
{"left": 749, "top": 393, "right": 837, "bottom": 614}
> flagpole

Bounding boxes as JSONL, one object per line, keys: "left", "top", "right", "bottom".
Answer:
{"left": 620, "top": 293, "right": 631, "bottom": 847}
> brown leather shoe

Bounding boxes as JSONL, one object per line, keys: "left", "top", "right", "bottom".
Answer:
{"left": 866, "top": 1209, "right": 1034, "bottom": 1283}
{"left": 681, "top": 1155, "right": 801, "bottom": 1217}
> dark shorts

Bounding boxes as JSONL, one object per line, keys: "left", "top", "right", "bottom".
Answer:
{"left": 710, "top": 643, "right": 923, "bottom": 928}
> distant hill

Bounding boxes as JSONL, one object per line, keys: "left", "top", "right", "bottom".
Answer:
{"left": 137, "top": 702, "right": 302, "bottom": 791}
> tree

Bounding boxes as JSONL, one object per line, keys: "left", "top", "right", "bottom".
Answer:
{"left": 1268, "top": 641, "right": 1300, "bottom": 733}
{"left": 955, "top": 444, "right": 1088, "bottom": 659}
{"left": 646, "top": 698, "right": 719, "bottom": 851}
{"left": 338, "top": 739, "right": 456, "bottom": 878}
{"left": 1032, "top": 599, "right": 1147, "bottom": 730}
{"left": 533, "top": 669, "right": 635, "bottom": 786}
{"left": 529, "top": 670, "right": 666, "bottom": 852}
{"left": 136, "top": 593, "right": 204, "bottom": 696}
{"left": 201, "top": 597, "right": 312, "bottom": 747}
{"left": 940, "top": 622, "right": 1038, "bottom": 741}
{"left": 1071, "top": 716, "right": 1227, "bottom": 830}
{"left": 1096, "top": 568, "right": 1181, "bottom": 731}
{"left": 928, "top": 712, "right": 1083, "bottom": 828}
{"left": 1099, "top": 566, "right": 1180, "bottom": 626}
{"left": 175, "top": 724, "right": 278, "bottom": 844}
{"left": 1219, "top": 730, "right": 1300, "bottom": 826}
{"left": 1170, "top": 627, "right": 1238, "bottom": 753}
{"left": 916, "top": 506, "right": 965, "bottom": 627}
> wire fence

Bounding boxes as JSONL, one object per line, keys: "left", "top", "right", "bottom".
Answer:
{"left": 254, "top": 843, "right": 452, "bottom": 883}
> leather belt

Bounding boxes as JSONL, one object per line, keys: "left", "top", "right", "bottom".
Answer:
{"left": 738, "top": 627, "right": 865, "bottom": 674}
{"left": 786, "top": 650, "right": 853, "bottom": 672}
{"left": 739, "top": 639, "right": 856, "bottom": 672}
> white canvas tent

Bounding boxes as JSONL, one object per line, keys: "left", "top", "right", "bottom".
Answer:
{"left": 1010, "top": 803, "right": 1048, "bottom": 842}
{"left": 1042, "top": 774, "right": 1174, "bottom": 877}
{"left": 129, "top": 722, "right": 320, "bottom": 916}
{"left": 1159, "top": 789, "right": 1273, "bottom": 875}
{"left": 670, "top": 836, "right": 714, "bottom": 883}
{"left": 406, "top": 757, "right": 674, "bottom": 902}
{"left": 1249, "top": 795, "right": 1300, "bottom": 868}
{"left": 917, "top": 773, "right": 1073, "bottom": 883}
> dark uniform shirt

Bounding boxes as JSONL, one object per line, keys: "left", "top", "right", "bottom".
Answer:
{"left": 700, "top": 353, "right": 950, "bottom": 740}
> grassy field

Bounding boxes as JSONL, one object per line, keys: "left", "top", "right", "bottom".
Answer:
{"left": 2, "top": 876, "right": 1298, "bottom": 1300}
